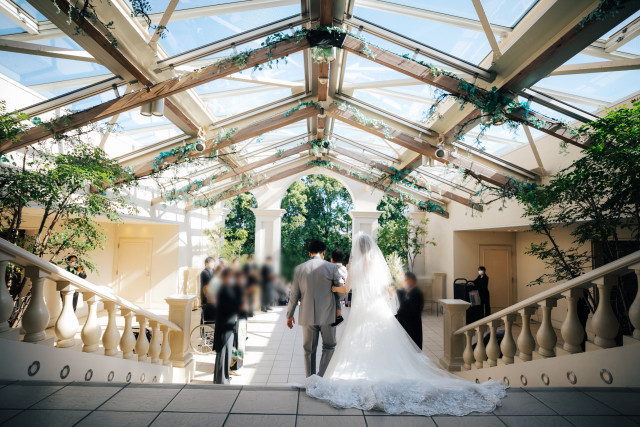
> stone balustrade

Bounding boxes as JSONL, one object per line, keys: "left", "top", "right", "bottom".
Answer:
{"left": 440, "top": 251, "right": 640, "bottom": 372}
{"left": 0, "top": 237, "right": 193, "bottom": 381}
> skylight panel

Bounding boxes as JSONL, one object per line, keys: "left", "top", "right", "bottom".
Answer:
{"left": 353, "top": 5, "right": 492, "bottom": 65}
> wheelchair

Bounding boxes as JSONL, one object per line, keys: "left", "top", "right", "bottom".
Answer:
{"left": 189, "top": 303, "right": 216, "bottom": 355}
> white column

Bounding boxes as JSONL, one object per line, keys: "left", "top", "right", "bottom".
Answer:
{"left": 486, "top": 319, "right": 501, "bottom": 367}
{"left": 160, "top": 324, "right": 172, "bottom": 366}
{"left": 349, "top": 210, "right": 382, "bottom": 241}
{"left": 590, "top": 276, "right": 619, "bottom": 348}
{"left": 500, "top": 313, "right": 517, "bottom": 364}
{"left": 81, "top": 293, "right": 101, "bottom": 353}
{"left": 166, "top": 295, "right": 196, "bottom": 383}
{"left": 439, "top": 299, "right": 470, "bottom": 371}
{"left": 517, "top": 306, "right": 537, "bottom": 362}
{"left": 135, "top": 314, "right": 149, "bottom": 362}
{"left": 535, "top": 298, "right": 557, "bottom": 357}
{"left": 120, "top": 309, "right": 136, "bottom": 359}
{"left": 561, "top": 288, "right": 584, "bottom": 353}
{"left": 102, "top": 301, "right": 120, "bottom": 356}
{"left": 22, "top": 267, "right": 51, "bottom": 343}
{"left": 55, "top": 282, "right": 79, "bottom": 348}
{"left": 148, "top": 320, "right": 162, "bottom": 364}
{"left": 251, "top": 208, "right": 286, "bottom": 270}
{"left": 208, "top": 206, "right": 231, "bottom": 247}
{"left": 473, "top": 325, "right": 488, "bottom": 368}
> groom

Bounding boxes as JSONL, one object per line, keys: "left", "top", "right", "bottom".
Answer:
{"left": 286, "top": 239, "right": 341, "bottom": 377}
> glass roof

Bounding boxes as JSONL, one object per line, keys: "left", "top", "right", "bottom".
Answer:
{"left": 1, "top": 0, "right": 639, "bottom": 201}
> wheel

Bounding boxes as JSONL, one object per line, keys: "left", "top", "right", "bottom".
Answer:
{"left": 190, "top": 324, "right": 216, "bottom": 355}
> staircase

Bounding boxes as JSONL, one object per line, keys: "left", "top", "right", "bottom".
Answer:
{"left": 0, "top": 238, "right": 196, "bottom": 384}
{"left": 439, "top": 250, "right": 640, "bottom": 388}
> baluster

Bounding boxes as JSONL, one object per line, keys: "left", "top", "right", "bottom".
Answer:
{"left": 486, "top": 319, "right": 501, "bottom": 367}
{"left": 135, "top": 314, "right": 149, "bottom": 362}
{"left": 102, "top": 302, "right": 120, "bottom": 356}
{"left": 561, "top": 288, "right": 584, "bottom": 353}
{"left": 630, "top": 264, "right": 640, "bottom": 340}
{"left": 473, "top": 325, "right": 487, "bottom": 368}
{"left": 517, "top": 306, "right": 537, "bottom": 362}
{"left": 463, "top": 330, "right": 474, "bottom": 370}
{"left": 55, "top": 282, "right": 79, "bottom": 348}
{"left": 500, "top": 313, "right": 517, "bottom": 364}
{"left": 81, "top": 293, "right": 101, "bottom": 352}
{"left": 22, "top": 267, "right": 50, "bottom": 343}
{"left": 148, "top": 320, "right": 162, "bottom": 364}
{"left": 591, "top": 276, "right": 619, "bottom": 348}
{"left": 536, "top": 298, "right": 557, "bottom": 358}
{"left": 0, "top": 255, "right": 15, "bottom": 332}
{"left": 160, "top": 325, "right": 172, "bottom": 366}
{"left": 120, "top": 309, "right": 136, "bottom": 359}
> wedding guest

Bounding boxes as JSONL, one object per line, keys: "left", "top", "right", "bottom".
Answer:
{"left": 473, "top": 266, "right": 490, "bottom": 317}
{"left": 243, "top": 255, "right": 259, "bottom": 316}
{"left": 214, "top": 268, "right": 241, "bottom": 384}
{"left": 230, "top": 270, "right": 249, "bottom": 376}
{"left": 231, "top": 257, "right": 241, "bottom": 271}
{"left": 62, "top": 255, "right": 85, "bottom": 311}
{"left": 200, "top": 256, "right": 215, "bottom": 307}
{"left": 261, "top": 256, "right": 276, "bottom": 311}
{"left": 396, "top": 272, "right": 424, "bottom": 349}
{"left": 330, "top": 249, "right": 347, "bottom": 327}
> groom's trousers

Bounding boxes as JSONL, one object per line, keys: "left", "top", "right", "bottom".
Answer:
{"left": 302, "top": 324, "right": 336, "bottom": 377}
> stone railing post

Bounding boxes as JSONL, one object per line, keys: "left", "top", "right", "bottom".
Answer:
{"left": 55, "top": 281, "right": 79, "bottom": 348}
{"left": 463, "top": 330, "right": 475, "bottom": 370}
{"left": 102, "top": 301, "right": 120, "bottom": 356}
{"left": 535, "top": 298, "right": 558, "bottom": 358}
{"left": 160, "top": 324, "right": 172, "bottom": 366}
{"left": 81, "top": 293, "right": 101, "bottom": 353}
{"left": 560, "top": 288, "right": 584, "bottom": 353}
{"left": 629, "top": 263, "right": 640, "bottom": 340}
{"left": 500, "top": 313, "right": 517, "bottom": 364}
{"left": 486, "top": 319, "right": 501, "bottom": 367}
{"left": 0, "top": 253, "right": 15, "bottom": 335}
{"left": 22, "top": 267, "right": 51, "bottom": 343}
{"left": 590, "top": 276, "right": 619, "bottom": 349}
{"left": 166, "top": 295, "right": 196, "bottom": 382}
{"left": 135, "top": 314, "right": 149, "bottom": 362}
{"left": 517, "top": 306, "right": 537, "bottom": 362}
{"left": 120, "top": 309, "right": 136, "bottom": 359}
{"left": 473, "top": 325, "right": 488, "bottom": 368}
{"left": 148, "top": 320, "right": 162, "bottom": 364}
{"left": 438, "top": 299, "right": 470, "bottom": 371}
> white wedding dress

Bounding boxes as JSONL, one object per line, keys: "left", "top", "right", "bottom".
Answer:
{"left": 304, "top": 234, "right": 507, "bottom": 416}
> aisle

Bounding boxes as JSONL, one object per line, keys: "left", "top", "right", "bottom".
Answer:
{"left": 192, "top": 306, "right": 444, "bottom": 385}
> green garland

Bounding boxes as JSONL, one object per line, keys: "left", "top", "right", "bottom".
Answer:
{"left": 194, "top": 176, "right": 254, "bottom": 208}
{"left": 308, "top": 139, "right": 335, "bottom": 156}
{"left": 578, "top": 0, "right": 637, "bottom": 29}
{"left": 153, "top": 127, "right": 237, "bottom": 170}
{"left": 331, "top": 101, "right": 393, "bottom": 139}
{"left": 284, "top": 101, "right": 322, "bottom": 117}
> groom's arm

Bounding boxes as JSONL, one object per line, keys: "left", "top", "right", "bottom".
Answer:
{"left": 286, "top": 267, "right": 301, "bottom": 323}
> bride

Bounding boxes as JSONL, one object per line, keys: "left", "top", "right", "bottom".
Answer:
{"left": 304, "top": 233, "right": 507, "bottom": 416}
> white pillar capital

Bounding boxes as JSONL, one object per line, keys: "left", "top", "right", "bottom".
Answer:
{"left": 208, "top": 206, "right": 230, "bottom": 222}
{"left": 348, "top": 210, "right": 383, "bottom": 221}
{"left": 251, "top": 208, "right": 286, "bottom": 219}
{"left": 404, "top": 210, "right": 427, "bottom": 222}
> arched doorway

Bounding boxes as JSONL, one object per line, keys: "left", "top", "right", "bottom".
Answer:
{"left": 207, "top": 192, "right": 258, "bottom": 260}
{"left": 280, "top": 174, "right": 354, "bottom": 280}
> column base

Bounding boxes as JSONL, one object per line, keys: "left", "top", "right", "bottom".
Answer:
{"left": 533, "top": 349, "right": 555, "bottom": 360}
{"left": 56, "top": 338, "right": 75, "bottom": 348}
{"left": 483, "top": 360, "right": 497, "bottom": 368}
{"left": 555, "top": 344, "right": 581, "bottom": 356}
{"left": 497, "top": 357, "right": 513, "bottom": 366}
{"left": 24, "top": 336, "right": 55, "bottom": 346}
{"left": 82, "top": 344, "right": 100, "bottom": 353}
{"left": 515, "top": 354, "right": 532, "bottom": 363}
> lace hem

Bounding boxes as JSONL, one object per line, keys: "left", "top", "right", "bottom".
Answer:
{"left": 303, "top": 375, "right": 508, "bottom": 417}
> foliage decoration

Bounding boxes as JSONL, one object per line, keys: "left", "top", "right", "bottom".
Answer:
{"left": 308, "top": 139, "right": 335, "bottom": 156}
{"left": 331, "top": 101, "right": 393, "bottom": 139}
{"left": 284, "top": 101, "right": 322, "bottom": 117}
{"left": 152, "top": 128, "right": 237, "bottom": 170}
{"left": 577, "top": 0, "right": 638, "bottom": 29}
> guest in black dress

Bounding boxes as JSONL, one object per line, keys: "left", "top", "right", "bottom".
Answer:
{"left": 260, "top": 256, "right": 276, "bottom": 311}
{"left": 472, "top": 266, "right": 490, "bottom": 318}
{"left": 230, "top": 270, "right": 249, "bottom": 375}
{"left": 396, "top": 272, "right": 425, "bottom": 349}
{"left": 213, "top": 268, "right": 241, "bottom": 384}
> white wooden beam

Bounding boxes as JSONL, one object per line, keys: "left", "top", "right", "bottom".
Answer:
{"left": 0, "top": 38, "right": 95, "bottom": 61}
{"left": 550, "top": 58, "right": 640, "bottom": 76}
{"left": 0, "top": 0, "right": 38, "bottom": 34}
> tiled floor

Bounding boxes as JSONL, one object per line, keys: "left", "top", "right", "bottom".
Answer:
{"left": 0, "top": 381, "right": 638, "bottom": 426}
{"left": 191, "top": 306, "right": 444, "bottom": 385}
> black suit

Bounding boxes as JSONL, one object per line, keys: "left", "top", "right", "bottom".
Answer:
{"left": 473, "top": 274, "right": 490, "bottom": 317}
{"left": 213, "top": 285, "right": 239, "bottom": 384}
{"left": 260, "top": 263, "right": 275, "bottom": 310}
{"left": 200, "top": 268, "right": 213, "bottom": 306}
{"left": 396, "top": 286, "right": 424, "bottom": 349}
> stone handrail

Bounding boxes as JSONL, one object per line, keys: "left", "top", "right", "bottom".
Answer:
{"left": 0, "top": 237, "right": 195, "bottom": 375}
{"left": 0, "top": 238, "right": 180, "bottom": 331}
{"left": 439, "top": 250, "right": 640, "bottom": 372}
